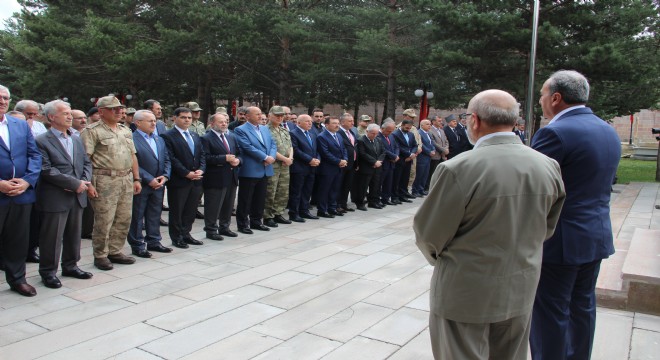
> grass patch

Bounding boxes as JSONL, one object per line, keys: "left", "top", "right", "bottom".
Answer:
{"left": 616, "top": 158, "right": 658, "bottom": 184}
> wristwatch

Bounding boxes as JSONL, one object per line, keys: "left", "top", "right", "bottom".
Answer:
{"left": 134, "top": 178, "right": 141, "bottom": 182}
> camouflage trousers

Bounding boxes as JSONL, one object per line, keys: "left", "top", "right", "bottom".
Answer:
{"left": 264, "top": 162, "right": 290, "bottom": 219}
{"left": 90, "top": 174, "right": 133, "bottom": 258}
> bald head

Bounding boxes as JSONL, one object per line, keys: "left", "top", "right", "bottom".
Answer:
{"left": 467, "top": 90, "right": 519, "bottom": 128}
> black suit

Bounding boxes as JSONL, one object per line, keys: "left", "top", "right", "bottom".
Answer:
{"left": 457, "top": 124, "right": 473, "bottom": 151}
{"left": 35, "top": 130, "right": 92, "bottom": 277}
{"left": 161, "top": 127, "right": 206, "bottom": 242}
{"left": 444, "top": 125, "right": 463, "bottom": 159}
{"left": 289, "top": 126, "right": 318, "bottom": 217}
{"left": 354, "top": 135, "right": 386, "bottom": 205}
{"left": 201, "top": 130, "right": 240, "bottom": 234}
{"left": 377, "top": 132, "right": 398, "bottom": 203}
{"left": 391, "top": 128, "right": 418, "bottom": 198}
{"left": 337, "top": 127, "right": 358, "bottom": 208}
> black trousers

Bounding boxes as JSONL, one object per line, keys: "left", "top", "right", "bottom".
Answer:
{"left": 0, "top": 203, "right": 31, "bottom": 285}
{"left": 204, "top": 185, "right": 236, "bottom": 232}
{"left": 393, "top": 160, "right": 412, "bottom": 198}
{"left": 167, "top": 183, "right": 203, "bottom": 242}
{"left": 288, "top": 171, "right": 314, "bottom": 217}
{"left": 236, "top": 176, "right": 268, "bottom": 228}
{"left": 339, "top": 167, "right": 355, "bottom": 208}
{"left": 39, "top": 205, "right": 83, "bottom": 277}
{"left": 380, "top": 164, "right": 395, "bottom": 202}
{"left": 426, "top": 159, "right": 442, "bottom": 191}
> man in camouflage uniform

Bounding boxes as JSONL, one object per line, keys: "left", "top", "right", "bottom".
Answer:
{"left": 263, "top": 106, "right": 293, "bottom": 227}
{"left": 81, "top": 95, "right": 142, "bottom": 271}
{"left": 357, "top": 115, "right": 372, "bottom": 137}
{"left": 186, "top": 101, "right": 206, "bottom": 136}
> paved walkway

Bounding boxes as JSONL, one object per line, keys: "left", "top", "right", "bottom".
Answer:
{"left": 0, "top": 183, "right": 658, "bottom": 359}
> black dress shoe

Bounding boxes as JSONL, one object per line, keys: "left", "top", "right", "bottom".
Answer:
{"left": 264, "top": 218, "right": 279, "bottom": 228}
{"left": 399, "top": 197, "right": 412, "bottom": 203}
{"left": 26, "top": 252, "right": 40, "bottom": 263}
{"left": 160, "top": 218, "right": 168, "bottom": 226}
{"left": 219, "top": 229, "right": 238, "bottom": 237}
{"left": 147, "top": 243, "right": 173, "bottom": 253}
{"left": 195, "top": 210, "right": 204, "bottom": 219}
{"left": 290, "top": 215, "right": 306, "bottom": 223}
{"left": 377, "top": 201, "right": 386, "bottom": 207}
{"left": 344, "top": 207, "right": 355, "bottom": 212}
{"left": 301, "top": 212, "right": 319, "bottom": 220}
{"left": 329, "top": 210, "right": 344, "bottom": 216}
{"left": 391, "top": 198, "right": 402, "bottom": 205}
{"left": 62, "top": 268, "right": 93, "bottom": 279}
{"left": 10, "top": 283, "right": 36, "bottom": 297}
{"left": 206, "top": 232, "right": 224, "bottom": 241}
{"left": 132, "top": 249, "right": 153, "bottom": 258}
{"left": 42, "top": 275, "right": 62, "bottom": 289}
{"left": 172, "top": 239, "right": 189, "bottom": 249}
{"left": 356, "top": 204, "right": 368, "bottom": 211}
{"left": 251, "top": 223, "right": 270, "bottom": 231}
{"left": 317, "top": 211, "right": 335, "bottom": 218}
{"left": 368, "top": 203, "right": 383, "bottom": 209}
{"left": 422, "top": 191, "right": 429, "bottom": 195}
{"left": 238, "top": 227, "right": 253, "bottom": 235}
{"left": 274, "top": 215, "right": 292, "bottom": 224}
{"left": 184, "top": 236, "right": 204, "bottom": 245}
{"left": 336, "top": 208, "right": 347, "bottom": 214}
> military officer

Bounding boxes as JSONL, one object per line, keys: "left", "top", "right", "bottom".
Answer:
{"left": 263, "top": 106, "right": 293, "bottom": 227}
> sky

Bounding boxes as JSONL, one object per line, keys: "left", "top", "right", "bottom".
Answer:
{"left": 0, "top": 0, "right": 21, "bottom": 29}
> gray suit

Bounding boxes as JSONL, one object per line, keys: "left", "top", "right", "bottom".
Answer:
{"left": 413, "top": 134, "right": 565, "bottom": 359}
{"left": 35, "top": 130, "right": 92, "bottom": 277}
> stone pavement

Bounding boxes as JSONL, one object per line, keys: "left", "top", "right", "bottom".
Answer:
{"left": 0, "top": 183, "right": 658, "bottom": 359}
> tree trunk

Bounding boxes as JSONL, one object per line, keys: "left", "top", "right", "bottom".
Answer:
{"left": 386, "top": 59, "right": 396, "bottom": 120}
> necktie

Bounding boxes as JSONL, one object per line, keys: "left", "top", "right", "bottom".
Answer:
{"left": 221, "top": 133, "right": 230, "bottom": 153}
{"left": 385, "top": 134, "right": 391, "bottom": 145}
{"left": 183, "top": 131, "right": 195, "bottom": 154}
{"left": 332, "top": 133, "right": 340, "bottom": 145}
{"left": 453, "top": 128, "right": 460, "bottom": 141}
{"left": 404, "top": 132, "right": 409, "bottom": 145}
{"left": 346, "top": 130, "right": 354, "bottom": 146}
{"left": 304, "top": 131, "right": 312, "bottom": 147}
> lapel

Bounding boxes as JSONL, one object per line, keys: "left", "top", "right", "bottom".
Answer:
{"left": 46, "top": 130, "right": 73, "bottom": 165}
{"left": 135, "top": 132, "right": 158, "bottom": 160}
{"left": 2, "top": 117, "right": 22, "bottom": 153}
{"left": 212, "top": 131, "right": 231, "bottom": 154}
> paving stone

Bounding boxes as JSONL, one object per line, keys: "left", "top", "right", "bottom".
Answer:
{"left": 406, "top": 291, "right": 430, "bottom": 312}
{"left": 295, "top": 252, "right": 364, "bottom": 275}
{"left": 288, "top": 243, "right": 356, "bottom": 262}
{"left": 255, "top": 270, "right": 316, "bottom": 290}
{"left": 142, "top": 260, "right": 211, "bottom": 280}
{"left": 337, "top": 252, "right": 403, "bottom": 275}
{"left": 0, "top": 295, "right": 80, "bottom": 327}
{"left": 591, "top": 310, "right": 633, "bottom": 360}
{"left": 634, "top": 312, "right": 660, "bottom": 332}
{"left": 387, "top": 329, "right": 434, "bottom": 360}
{"left": 180, "top": 330, "right": 282, "bottom": 360}
{"left": 109, "top": 348, "right": 164, "bottom": 360}
{"left": 233, "top": 236, "right": 304, "bottom": 254}
{"left": 321, "top": 336, "right": 399, "bottom": 360}
{"left": 259, "top": 271, "right": 359, "bottom": 309}
{"left": 140, "top": 302, "right": 285, "bottom": 359}
{"left": 29, "top": 296, "right": 133, "bottom": 330}
{"left": 251, "top": 332, "right": 341, "bottom": 360}
{"left": 362, "top": 252, "right": 427, "bottom": 283}
{"left": 308, "top": 302, "right": 394, "bottom": 342}
{"left": 363, "top": 267, "right": 432, "bottom": 310}
{"left": 191, "top": 262, "right": 250, "bottom": 280}
{"left": 0, "top": 320, "right": 48, "bottom": 346}
{"left": 361, "top": 307, "right": 429, "bottom": 346}
{"left": 64, "top": 275, "right": 155, "bottom": 302}
{"left": 628, "top": 328, "right": 660, "bottom": 360}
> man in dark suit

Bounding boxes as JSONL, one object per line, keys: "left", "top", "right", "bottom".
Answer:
{"left": 514, "top": 119, "right": 527, "bottom": 144}
{"left": 201, "top": 112, "right": 240, "bottom": 239}
{"left": 0, "top": 84, "right": 41, "bottom": 296}
{"left": 161, "top": 107, "right": 206, "bottom": 248}
{"left": 391, "top": 119, "right": 418, "bottom": 203}
{"left": 377, "top": 120, "right": 400, "bottom": 206}
{"left": 233, "top": 106, "right": 277, "bottom": 234}
{"left": 310, "top": 108, "right": 325, "bottom": 136}
{"left": 128, "top": 110, "right": 172, "bottom": 257}
{"left": 443, "top": 115, "right": 464, "bottom": 159}
{"left": 315, "top": 116, "right": 348, "bottom": 218}
{"left": 288, "top": 114, "right": 320, "bottom": 222}
{"left": 143, "top": 99, "right": 168, "bottom": 136}
{"left": 337, "top": 113, "right": 358, "bottom": 213}
{"left": 530, "top": 70, "right": 621, "bottom": 360}
{"left": 457, "top": 114, "right": 474, "bottom": 152}
{"left": 411, "top": 120, "right": 436, "bottom": 197}
{"left": 35, "top": 100, "right": 95, "bottom": 289}
{"left": 354, "top": 123, "right": 386, "bottom": 210}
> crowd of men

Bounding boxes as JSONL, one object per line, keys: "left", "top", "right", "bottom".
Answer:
{"left": 0, "top": 83, "right": 498, "bottom": 298}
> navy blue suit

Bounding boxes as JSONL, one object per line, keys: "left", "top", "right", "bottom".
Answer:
{"left": 0, "top": 115, "right": 42, "bottom": 286}
{"left": 233, "top": 122, "right": 277, "bottom": 228}
{"left": 289, "top": 126, "right": 318, "bottom": 217}
{"left": 391, "top": 128, "right": 418, "bottom": 198}
{"left": 316, "top": 130, "right": 347, "bottom": 213}
{"left": 443, "top": 125, "right": 464, "bottom": 159}
{"left": 128, "top": 130, "right": 171, "bottom": 251}
{"left": 530, "top": 107, "right": 621, "bottom": 360}
{"left": 161, "top": 127, "right": 205, "bottom": 242}
{"left": 377, "top": 131, "right": 398, "bottom": 202}
{"left": 201, "top": 130, "right": 240, "bottom": 233}
{"left": 412, "top": 129, "right": 434, "bottom": 195}
{"left": 338, "top": 127, "right": 359, "bottom": 208}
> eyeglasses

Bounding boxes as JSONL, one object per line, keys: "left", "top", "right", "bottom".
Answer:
{"left": 0, "top": 96, "right": 11, "bottom": 102}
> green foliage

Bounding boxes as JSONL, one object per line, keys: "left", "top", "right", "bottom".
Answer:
{"left": 617, "top": 158, "right": 659, "bottom": 184}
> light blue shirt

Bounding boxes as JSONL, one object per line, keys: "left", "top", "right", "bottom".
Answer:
{"left": 50, "top": 127, "right": 73, "bottom": 161}
{"left": 137, "top": 129, "right": 158, "bottom": 159}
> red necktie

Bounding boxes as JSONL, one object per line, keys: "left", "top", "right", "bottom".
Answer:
{"left": 221, "top": 133, "right": 230, "bottom": 153}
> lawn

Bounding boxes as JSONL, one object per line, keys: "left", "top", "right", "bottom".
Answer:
{"left": 616, "top": 158, "right": 658, "bottom": 184}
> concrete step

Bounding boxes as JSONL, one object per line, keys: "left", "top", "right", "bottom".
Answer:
{"left": 621, "top": 228, "right": 660, "bottom": 315}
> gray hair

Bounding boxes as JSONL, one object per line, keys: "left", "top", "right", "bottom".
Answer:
{"left": 366, "top": 123, "right": 380, "bottom": 132}
{"left": 7, "top": 110, "right": 24, "bottom": 118}
{"left": 133, "top": 110, "right": 154, "bottom": 122}
{"left": 14, "top": 99, "right": 39, "bottom": 112}
{"left": 382, "top": 117, "right": 394, "bottom": 125}
{"left": 0, "top": 84, "right": 9, "bottom": 97}
{"left": 339, "top": 113, "right": 353, "bottom": 122}
{"left": 468, "top": 90, "right": 519, "bottom": 127}
{"left": 547, "top": 70, "right": 590, "bottom": 104}
{"left": 43, "top": 100, "right": 70, "bottom": 118}
{"left": 209, "top": 112, "right": 227, "bottom": 124}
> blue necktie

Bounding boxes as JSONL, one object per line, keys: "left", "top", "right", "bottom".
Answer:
{"left": 305, "top": 131, "right": 312, "bottom": 147}
{"left": 183, "top": 131, "right": 195, "bottom": 154}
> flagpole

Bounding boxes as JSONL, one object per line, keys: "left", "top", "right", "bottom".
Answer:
{"left": 524, "top": 0, "right": 540, "bottom": 145}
